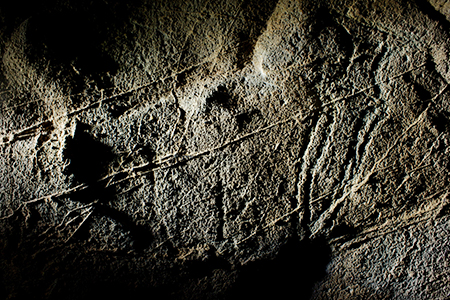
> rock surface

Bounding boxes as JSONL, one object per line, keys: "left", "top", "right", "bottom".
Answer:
{"left": 1, "top": 0, "right": 449, "bottom": 299}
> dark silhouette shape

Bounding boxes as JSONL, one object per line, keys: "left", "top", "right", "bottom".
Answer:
{"left": 64, "top": 122, "right": 113, "bottom": 185}
{"left": 206, "top": 85, "right": 232, "bottom": 108}
{"left": 63, "top": 122, "right": 154, "bottom": 251}
{"left": 228, "top": 237, "right": 331, "bottom": 299}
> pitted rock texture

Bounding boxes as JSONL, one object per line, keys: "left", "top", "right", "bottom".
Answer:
{"left": 1, "top": 0, "right": 450, "bottom": 299}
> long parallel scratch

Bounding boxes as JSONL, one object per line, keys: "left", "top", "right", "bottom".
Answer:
{"left": 394, "top": 163, "right": 433, "bottom": 192}
{"left": 393, "top": 86, "right": 447, "bottom": 195}
{"left": 103, "top": 110, "right": 308, "bottom": 185}
{"left": 1, "top": 41, "right": 209, "bottom": 114}
{"left": 57, "top": 202, "right": 96, "bottom": 229}
{"left": 310, "top": 104, "right": 430, "bottom": 238}
{"left": 1, "top": 59, "right": 212, "bottom": 145}
{"left": 235, "top": 192, "right": 331, "bottom": 245}
{"left": 2, "top": 3, "right": 245, "bottom": 115}
{"left": 0, "top": 184, "right": 88, "bottom": 220}
{"left": 64, "top": 209, "right": 93, "bottom": 243}
{"left": 235, "top": 89, "right": 439, "bottom": 243}
{"left": 1, "top": 59, "right": 430, "bottom": 147}
{"left": 22, "top": 184, "right": 88, "bottom": 205}
{"left": 104, "top": 64, "right": 437, "bottom": 184}
{"left": 5, "top": 64, "right": 441, "bottom": 218}
{"left": 0, "top": 121, "right": 53, "bottom": 146}
{"left": 310, "top": 191, "right": 334, "bottom": 204}
{"left": 338, "top": 192, "right": 449, "bottom": 250}
{"left": 322, "top": 62, "right": 428, "bottom": 107}
{"left": 337, "top": 9, "right": 419, "bottom": 46}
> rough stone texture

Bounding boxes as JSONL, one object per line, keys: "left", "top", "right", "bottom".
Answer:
{"left": 0, "top": 0, "right": 449, "bottom": 299}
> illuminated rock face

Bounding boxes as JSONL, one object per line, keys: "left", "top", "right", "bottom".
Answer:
{"left": 1, "top": 0, "right": 449, "bottom": 299}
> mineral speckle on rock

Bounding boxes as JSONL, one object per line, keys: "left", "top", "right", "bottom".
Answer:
{"left": 1, "top": 0, "right": 449, "bottom": 299}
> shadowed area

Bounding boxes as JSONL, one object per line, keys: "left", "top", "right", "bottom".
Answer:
{"left": 1, "top": 0, "right": 450, "bottom": 299}
{"left": 229, "top": 238, "right": 331, "bottom": 299}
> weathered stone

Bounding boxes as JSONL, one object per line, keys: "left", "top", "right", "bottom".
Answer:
{"left": 1, "top": 0, "right": 449, "bottom": 299}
